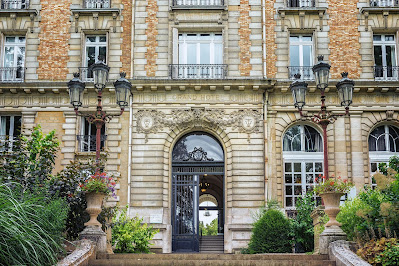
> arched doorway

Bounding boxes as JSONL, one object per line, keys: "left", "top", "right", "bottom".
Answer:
{"left": 171, "top": 132, "right": 224, "bottom": 252}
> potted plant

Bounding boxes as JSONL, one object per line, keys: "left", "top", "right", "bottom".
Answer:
{"left": 79, "top": 172, "right": 117, "bottom": 227}
{"left": 314, "top": 175, "right": 353, "bottom": 228}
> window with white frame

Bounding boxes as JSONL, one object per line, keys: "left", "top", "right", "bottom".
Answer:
{"left": 373, "top": 34, "right": 397, "bottom": 80}
{"left": 287, "top": 0, "right": 315, "bottom": 7}
{"left": 2, "top": 36, "right": 25, "bottom": 82}
{"left": 289, "top": 35, "right": 313, "bottom": 80}
{"left": 283, "top": 125, "right": 323, "bottom": 210}
{"left": 83, "top": 35, "right": 107, "bottom": 80}
{"left": 77, "top": 119, "right": 106, "bottom": 152}
{"left": 369, "top": 124, "right": 399, "bottom": 187}
{"left": 0, "top": 115, "right": 21, "bottom": 152}
{"left": 172, "top": 33, "right": 226, "bottom": 79}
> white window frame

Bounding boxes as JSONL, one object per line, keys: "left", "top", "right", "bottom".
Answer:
{"left": 373, "top": 34, "right": 397, "bottom": 68}
{"left": 79, "top": 118, "right": 106, "bottom": 152}
{"left": 84, "top": 35, "right": 107, "bottom": 67}
{"left": 2, "top": 36, "right": 25, "bottom": 81}
{"left": 0, "top": 115, "right": 22, "bottom": 152}
{"left": 178, "top": 33, "right": 223, "bottom": 65}
{"left": 289, "top": 35, "right": 314, "bottom": 80}
{"left": 283, "top": 125, "right": 323, "bottom": 210}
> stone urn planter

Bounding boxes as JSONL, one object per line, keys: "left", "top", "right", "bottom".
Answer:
{"left": 84, "top": 192, "right": 106, "bottom": 227}
{"left": 320, "top": 192, "right": 344, "bottom": 227}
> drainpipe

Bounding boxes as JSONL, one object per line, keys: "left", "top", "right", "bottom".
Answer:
{"left": 127, "top": 95, "right": 133, "bottom": 214}
{"left": 264, "top": 91, "right": 269, "bottom": 202}
{"left": 130, "top": 0, "right": 136, "bottom": 77}
{"left": 262, "top": 0, "right": 267, "bottom": 78}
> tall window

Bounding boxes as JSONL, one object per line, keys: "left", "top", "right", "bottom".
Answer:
{"left": 369, "top": 125, "right": 399, "bottom": 186}
{"left": 289, "top": 35, "right": 313, "bottom": 80}
{"left": 172, "top": 33, "right": 225, "bottom": 79}
{"left": 83, "top": 35, "right": 107, "bottom": 80}
{"left": 283, "top": 125, "right": 323, "bottom": 210}
{"left": 0, "top": 115, "right": 21, "bottom": 152}
{"left": 373, "top": 34, "right": 397, "bottom": 80}
{"left": 77, "top": 119, "right": 106, "bottom": 152}
{"left": 2, "top": 36, "right": 25, "bottom": 81}
{"left": 1, "top": 0, "right": 29, "bottom": 9}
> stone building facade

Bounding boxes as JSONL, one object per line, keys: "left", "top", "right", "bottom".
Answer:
{"left": 0, "top": 0, "right": 399, "bottom": 253}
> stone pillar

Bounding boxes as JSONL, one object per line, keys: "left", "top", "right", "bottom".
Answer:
{"left": 79, "top": 226, "right": 107, "bottom": 254}
{"left": 319, "top": 226, "right": 347, "bottom": 255}
{"left": 310, "top": 206, "right": 325, "bottom": 254}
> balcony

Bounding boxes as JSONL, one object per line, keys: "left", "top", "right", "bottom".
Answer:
{"left": 84, "top": 0, "right": 110, "bottom": 8}
{"left": 171, "top": 0, "right": 225, "bottom": 8}
{"left": 374, "top": 66, "right": 399, "bottom": 81}
{"left": 78, "top": 67, "right": 94, "bottom": 82}
{"left": 169, "top": 64, "right": 227, "bottom": 79}
{"left": 370, "top": 0, "right": 398, "bottom": 7}
{"left": 287, "top": 0, "right": 315, "bottom": 8}
{"left": 0, "top": 136, "right": 19, "bottom": 153}
{"left": 0, "top": 67, "right": 25, "bottom": 82}
{"left": 1, "top": 0, "right": 29, "bottom": 9}
{"left": 288, "top": 66, "right": 314, "bottom": 80}
{"left": 77, "top": 135, "right": 107, "bottom": 152}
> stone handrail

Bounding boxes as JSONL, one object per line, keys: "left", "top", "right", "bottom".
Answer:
{"left": 57, "top": 240, "right": 96, "bottom": 266}
{"left": 328, "top": 240, "right": 371, "bottom": 266}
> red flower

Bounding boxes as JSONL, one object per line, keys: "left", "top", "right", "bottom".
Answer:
{"left": 322, "top": 176, "right": 327, "bottom": 179}
{"left": 330, "top": 181, "right": 334, "bottom": 186}
{"left": 315, "top": 177, "right": 319, "bottom": 182}
{"left": 343, "top": 179, "right": 348, "bottom": 183}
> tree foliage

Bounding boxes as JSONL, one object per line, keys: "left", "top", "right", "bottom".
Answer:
{"left": 200, "top": 219, "right": 218, "bottom": 236}
{"left": 291, "top": 193, "right": 315, "bottom": 252}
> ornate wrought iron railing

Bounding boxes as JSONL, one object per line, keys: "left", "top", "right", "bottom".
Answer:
{"left": 287, "top": 0, "right": 315, "bottom": 7}
{"left": 1, "top": 0, "right": 29, "bottom": 9}
{"left": 374, "top": 66, "right": 399, "bottom": 81}
{"left": 84, "top": 0, "right": 110, "bottom": 8}
{"left": 288, "top": 66, "right": 314, "bottom": 80}
{"left": 77, "top": 135, "right": 107, "bottom": 152}
{"left": 78, "top": 67, "right": 94, "bottom": 82}
{"left": 169, "top": 64, "right": 227, "bottom": 79}
{"left": 0, "top": 67, "right": 25, "bottom": 82}
{"left": 172, "top": 0, "right": 224, "bottom": 7}
{"left": 370, "top": 0, "right": 399, "bottom": 7}
{"left": 0, "top": 136, "right": 19, "bottom": 153}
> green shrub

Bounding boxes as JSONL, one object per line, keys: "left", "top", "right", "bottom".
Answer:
{"left": 292, "top": 193, "right": 316, "bottom": 252}
{"left": 247, "top": 209, "right": 292, "bottom": 253}
{"left": 200, "top": 218, "right": 218, "bottom": 236}
{"left": 0, "top": 184, "right": 68, "bottom": 266}
{"left": 357, "top": 238, "right": 399, "bottom": 265}
{"left": 112, "top": 207, "right": 159, "bottom": 253}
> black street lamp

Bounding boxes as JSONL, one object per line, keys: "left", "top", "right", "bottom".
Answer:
{"left": 290, "top": 55, "right": 355, "bottom": 178}
{"left": 68, "top": 60, "right": 132, "bottom": 171}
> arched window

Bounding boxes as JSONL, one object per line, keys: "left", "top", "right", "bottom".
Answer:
{"left": 369, "top": 125, "right": 399, "bottom": 186}
{"left": 283, "top": 125, "right": 323, "bottom": 211}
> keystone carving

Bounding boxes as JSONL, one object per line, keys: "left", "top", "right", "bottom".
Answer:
{"left": 136, "top": 108, "right": 262, "bottom": 143}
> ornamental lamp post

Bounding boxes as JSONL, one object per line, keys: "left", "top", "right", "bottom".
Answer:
{"left": 68, "top": 60, "right": 132, "bottom": 172}
{"left": 290, "top": 55, "right": 355, "bottom": 179}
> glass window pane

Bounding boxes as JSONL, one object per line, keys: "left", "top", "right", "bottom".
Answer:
{"left": 315, "top": 163, "right": 323, "bottom": 172}
{"left": 306, "top": 174, "right": 314, "bottom": 183}
{"left": 302, "top": 36, "right": 312, "bottom": 42}
{"left": 386, "top": 46, "right": 396, "bottom": 67}
{"left": 290, "top": 36, "right": 299, "bottom": 42}
{"left": 285, "top": 186, "right": 293, "bottom": 195}
{"left": 87, "top": 36, "right": 96, "bottom": 43}
{"left": 6, "top": 37, "right": 15, "bottom": 43}
{"left": 286, "top": 197, "right": 293, "bottom": 207}
{"left": 200, "top": 43, "right": 210, "bottom": 64}
{"left": 18, "top": 37, "right": 25, "bottom": 43}
{"left": 371, "top": 163, "right": 378, "bottom": 172}
{"left": 99, "top": 47, "right": 107, "bottom": 63}
{"left": 214, "top": 43, "right": 223, "bottom": 64}
{"left": 302, "top": 45, "right": 312, "bottom": 66}
{"left": 294, "top": 163, "right": 301, "bottom": 172}
{"left": 285, "top": 163, "right": 292, "bottom": 172}
{"left": 306, "top": 162, "right": 313, "bottom": 172}
{"left": 285, "top": 174, "right": 292, "bottom": 183}
{"left": 294, "top": 186, "right": 302, "bottom": 195}
{"left": 294, "top": 174, "right": 301, "bottom": 183}
{"left": 214, "top": 34, "right": 222, "bottom": 40}
{"left": 186, "top": 34, "right": 197, "bottom": 40}
{"left": 86, "top": 47, "right": 96, "bottom": 67}
{"left": 290, "top": 45, "right": 300, "bottom": 66}
{"left": 385, "top": 35, "right": 395, "bottom": 41}
{"left": 374, "top": 46, "right": 383, "bottom": 66}
{"left": 187, "top": 44, "right": 197, "bottom": 64}
{"left": 99, "top": 36, "right": 106, "bottom": 42}
{"left": 373, "top": 35, "right": 381, "bottom": 41}
{"left": 4, "top": 47, "right": 14, "bottom": 67}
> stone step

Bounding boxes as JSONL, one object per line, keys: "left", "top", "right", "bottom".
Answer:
{"left": 92, "top": 259, "right": 335, "bottom": 266}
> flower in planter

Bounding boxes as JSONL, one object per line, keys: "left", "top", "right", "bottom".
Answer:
{"left": 313, "top": 175, "right": 354, "bottom": 195}
{"left": 79, "top": 172, "right": 117, "bottom": 197}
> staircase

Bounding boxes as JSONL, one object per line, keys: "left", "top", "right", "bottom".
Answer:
{"left": 200, "top": 235, "right": 224, "bottom": 253}
{"left": 93, "top": 254, "right": 336, "bottom": 265}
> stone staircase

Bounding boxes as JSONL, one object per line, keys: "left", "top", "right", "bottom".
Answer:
{"left": 200, "top": 235, "right": 224, "bottom": 253}
{"left": 93, "top": 253, "right": 336, "bottom": 265}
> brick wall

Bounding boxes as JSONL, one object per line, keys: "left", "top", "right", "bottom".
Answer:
{"left": 145, "top": 0, "right": 158, "bottom": 77}
{"left": 37, "top": 0, "right": 71, "bottom": 80}
{"left": 238, "top": 0, "right": 252, "bottom": 76}
{"left": 121, "top": 0, "right": 132, "bottom": 77}
{"left": 265, "top": 0, "right": 277, "bottom": 78}
{"left": 328, "top": 0, "right": 361, "bottom": 79}
{"left": 35, "top": 111, "right": 65, "bottom": 174}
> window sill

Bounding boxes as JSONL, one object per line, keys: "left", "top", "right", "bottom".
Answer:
{"left": 71, "top": 8, "right": 120, "bottom": 16}
{"left": 170, "top": 5, "right": 227, "bottom": 11}
{"left": 0, "top": 9, "right": 37, "bottom": 17}
{"left": 361, "top": 7, "right": 399, "bottom": 14}
{"left": 277, "top": 7, "right": 326, "bottom": 15}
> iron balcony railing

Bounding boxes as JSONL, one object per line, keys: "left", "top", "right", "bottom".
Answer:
{"left": 0, "top": 136, "right": 19, "bottom": 153}
{"left": 370, "top": 0, "right": 399, "bottom": 7}
{"left": 84, "top": 0, "right": 110, "bottom": 8}
{"left": 1, "top": 0, "right": 29, "bottom": 9}
{"left": 77, "top": 135, "right": 107, "bottom": 152}
{"left": 78, "top": 67, "right": 94, "bottom": 82}
{"left": 287, "top": 0, "right": 315, "bottom": 7}
{"left": 172, "top": 0, "right": 224, "bottom": 7}
{"left": 0, "top": 67, "right": 25, "bottom": 82}
{"left": 288, "top": 66, "right": 314, "bottom": 80}
{"left": 374, "top": 66, "right": 399, "bottom": 81}
{"left": 169, "top": 64, "right": 227, "bottom": 79}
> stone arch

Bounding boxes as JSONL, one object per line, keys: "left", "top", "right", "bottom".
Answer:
{"left": 162, "top": 123, "right": 233, "bottom": 212}
{"left": 199, "top": 194, "right": 218, "bottom": 206}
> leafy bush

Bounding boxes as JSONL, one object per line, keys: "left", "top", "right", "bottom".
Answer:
{"left": 200, "top": 218, "right": 218, "bottom": 236}
{"left": 292, "top": 193, "right": 315, "bottom": 252}
{"left": 252, "top": 199, "right": 281, "bottom": 222}
{"left": 0, "top": 184, "right": 68, "bottom": 266}
{"left": 247, "top": 209, "right": 292, "bottom": 253}
{"left": 357, "top": 238, "right": 399, "bottom": 265}
{"left": 112, "top": 207, "right": 159, "bottom": 253}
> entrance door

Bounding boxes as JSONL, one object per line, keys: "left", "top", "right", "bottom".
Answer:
{"left": 171, "top": 132, "right": 225, "bottom": 253}
{"left": 172, "top": 173, "right": 199, "bottom": 252}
